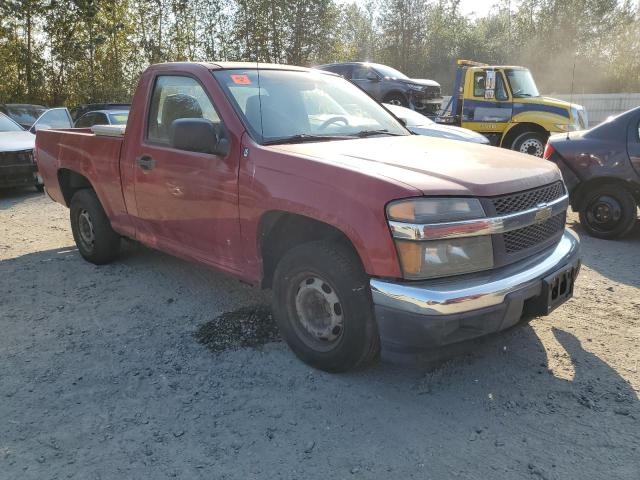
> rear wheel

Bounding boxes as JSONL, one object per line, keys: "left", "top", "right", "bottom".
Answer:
{"left": 511, "top": 131, "right": 547, "bottom": 157}
{"left": 578, "top": 185, "right": 637, "bottom": 239}
{"left": 70, "top": 189, "right": 121, "bottom": 264}
{"left": 272, "top": 241, "right": 380, "bottom": 372}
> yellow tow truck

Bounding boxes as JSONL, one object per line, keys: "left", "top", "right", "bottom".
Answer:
{"left": 437, "top": 60, "right": 588, "bottom": 156}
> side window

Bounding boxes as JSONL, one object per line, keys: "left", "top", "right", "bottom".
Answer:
{"left": 473, "top": 72, "right": 486, "bottom": 97}
{"left": 332, "top": 65, "right": 352, "bottom": 79}
{"left": 496, "top": 74, "right": 508, "bottom": 101}
{"left": 147, "top": 75, "right": 222, "bottom": 145}
{"left": 95, "top": 113, "right": 109, "bottom": 125}
{"left": 76, "top": 114, "right": 91, "bottom": 128}
{"left": 352, "top": 66, "right": 372, "bottom": 81}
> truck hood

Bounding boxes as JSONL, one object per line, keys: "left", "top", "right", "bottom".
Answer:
{"left": 0, "top": 131, "right": 35, "bottom": 152}
{"left": 271, "top": 135, "right": 561, "bottom": 197}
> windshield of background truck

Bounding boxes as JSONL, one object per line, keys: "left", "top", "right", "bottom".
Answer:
{"left": 505, "top": 69, "right": 540, "bottom": 98}
{"left": 213, "top": 69, "right": 408, "bottom": 143}
{"left": 0, "top": 113, "right": 24, "bottom": 132}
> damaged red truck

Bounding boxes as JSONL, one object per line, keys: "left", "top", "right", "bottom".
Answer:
{"left": 35, "top": 62, "right": 581, "bottom": 372}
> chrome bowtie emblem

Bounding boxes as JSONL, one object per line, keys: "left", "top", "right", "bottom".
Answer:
{"left": 534, "top": 203, "right": 552, "bottom": 222}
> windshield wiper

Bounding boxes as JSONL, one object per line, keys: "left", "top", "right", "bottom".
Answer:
{"left": 263, "top": 133, "right": 351, "bottom": 145}
{"left": 353, "top": 129, "right": 403, "bottom": 138}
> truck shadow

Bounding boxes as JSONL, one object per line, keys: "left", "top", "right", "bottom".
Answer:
{"left": 0, "top": 187, "right": 43, "bottom": 209}
{"left": 567, "top": 219, "right": 640, "bottom": 288}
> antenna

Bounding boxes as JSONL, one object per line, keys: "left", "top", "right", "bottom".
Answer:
{"left": 256, "top": 59, "right": 264, "bottom": 140}
{"left": 568, "top": 54, "right": 576, "bottom": 140}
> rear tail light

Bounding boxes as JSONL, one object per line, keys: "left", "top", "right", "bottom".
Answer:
{"left": 543, "top": 143, "right": 555, "bottom": 159}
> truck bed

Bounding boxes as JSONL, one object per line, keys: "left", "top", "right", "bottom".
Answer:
{"left": 35, "top": 128, "right": 130, "bottom": 232}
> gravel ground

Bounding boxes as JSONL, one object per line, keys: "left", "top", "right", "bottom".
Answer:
{"left": 1, "top": 188, "right": 639, "bottom": 480}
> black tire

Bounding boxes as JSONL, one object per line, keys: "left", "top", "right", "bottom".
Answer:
{"left": 35, "top": 183, "right": 44, "bottom": 193}
{"left": 578, "top": 185, "right": 637, "bottom": 239}
{"left": 70, "top": 189, "right": 121, "bottom": 264}
{"left": 510, "top": 131, "right": 547, "bottom": 157}
{"left": 272, "top": 241, "right": 380, "bottom": 372}
{"left": 383, "top": 92, "right": 408, "bottom": 107}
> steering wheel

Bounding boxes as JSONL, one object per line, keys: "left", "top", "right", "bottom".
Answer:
{"left": 318, "top": 116, "right": 349, "bottom": 131}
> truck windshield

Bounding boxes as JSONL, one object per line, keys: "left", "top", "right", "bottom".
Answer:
{"left": 505, "top": 69, "right": 540, "bottom": 98}
{"left": 213, "top": 69, "right": 408, "bottom": 144}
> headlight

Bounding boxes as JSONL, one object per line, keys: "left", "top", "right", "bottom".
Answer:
{"left": 387, "top": 197, "right": 485, "bottom": 223}
{"left": 387, "top": 198, "right": 494, "bottom": 279}
{"left": 554, "top": 123, "right": 580, "bottom": 132}
{"left": 407, "top": 84, "right": 425, "bottom": 92}
{"left": 394, "top": 236, "right": 494, "bottom": 279}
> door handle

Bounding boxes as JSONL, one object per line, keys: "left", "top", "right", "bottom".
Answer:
{"left": 136, "top": 155, "right": 156, "bottom": 171}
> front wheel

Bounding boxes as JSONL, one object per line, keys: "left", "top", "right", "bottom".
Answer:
{"left": 70, "top": 189, "right": 121, "bottom": 264}
{"left": 578, "top": 185, "right": 637, "bottom": 239}
{"left": 383, "top": 92, "right": 408, "bottom": 107}
{"left": 272, "top": 241, "right": 380, "bottom": 372}
{"left": 511, "top": 131, "right": 547, "bottom": 157}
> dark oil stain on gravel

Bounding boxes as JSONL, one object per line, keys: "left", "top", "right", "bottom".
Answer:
{"left": 195, "top": 305, "right": 281, "bottom": 352}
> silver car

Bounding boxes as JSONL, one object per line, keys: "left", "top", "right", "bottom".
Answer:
{"left": 384, "top": 103, "right": 490, "bottom": 144}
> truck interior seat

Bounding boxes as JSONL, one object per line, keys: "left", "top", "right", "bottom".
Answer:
{"left": 160, "top": 94, "right": 203, "bottom": 137}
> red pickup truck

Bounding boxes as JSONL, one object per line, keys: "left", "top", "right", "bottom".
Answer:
{"left": 36, "top": 62, "right": 581, "bottom": 372}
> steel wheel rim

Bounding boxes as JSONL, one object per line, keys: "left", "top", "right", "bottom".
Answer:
{"left": 293, "top": 276, "right": 344, "bottom": 350}
{"left": 585, "top": 195, "right": 622, "bottom": 232}
{"left": 519, "top": 138, "right": 544, "bottom": 157}
{"left": 78, "top": 209, "right": 95, "bottom": 250}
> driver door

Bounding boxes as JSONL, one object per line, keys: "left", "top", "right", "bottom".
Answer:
{"left": 461, "top": 70, "right": 512, "bottom": 137}
{"left": 129, "top": 74, "right": 242, "bottom": 272}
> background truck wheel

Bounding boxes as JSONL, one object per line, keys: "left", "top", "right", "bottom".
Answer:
{"left": 578, "top": 185, "right": 637, "bottom": 239}
{"left": 70, "top": 189, "right": 121, "bottom": 264}
{"left": 383, "top": 92, "right": 408, "bottom": 107}
{"left": 272, "top": 240, "right": 380, "bottom": 373}
{"left": 511, "top": 131, "right": 547, "bottom": 157}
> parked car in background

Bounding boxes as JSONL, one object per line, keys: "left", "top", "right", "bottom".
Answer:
{"left": 36, "top": 62, "right": 580, "bottom": 372}
{"left": 544, "top": 106, "right": 640, "bottom": 239}
{"left": 384, "top": 103, "right": 490, "bottom": 144}
{"left": 316, "top": 62, "right": 443, "bottom": 116}
{"left": 0, "top": 103, "right": 47, "bottom": 129}
{"left": 69, "top": 103, "right": 130, "bottom": 122}
{"left": 0, "top": 108, "right": 73, "bottom": 192}
{"left": 75, "top": 109, "right": 129, "bottom": 128}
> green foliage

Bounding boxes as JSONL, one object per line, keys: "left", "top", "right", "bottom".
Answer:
{"left": 0, "top": 0, "right": 638, "bottom": 106}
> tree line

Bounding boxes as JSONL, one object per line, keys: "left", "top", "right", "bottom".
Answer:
{"left": 1, "top": 0, "right": 638, "bottom": 107}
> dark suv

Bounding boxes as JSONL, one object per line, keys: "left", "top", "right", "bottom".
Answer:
{"left": 316, "top": 62, "right": 442, "bottom": 116}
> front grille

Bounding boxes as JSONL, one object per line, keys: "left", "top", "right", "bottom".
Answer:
{"left": 492, "top": 181, "right": 564, "bottom": 215}
{"left": 0, "top": 149, "right": 34, "bottom": 167}
{"left": 504, "top": 213, "right": 566, "bottom": 253}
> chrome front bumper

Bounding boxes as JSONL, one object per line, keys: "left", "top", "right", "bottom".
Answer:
{"left": 370, "top": 230, "right": 580, "bottom": 352}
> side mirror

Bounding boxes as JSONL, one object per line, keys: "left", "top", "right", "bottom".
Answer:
{"left": 169, "top": 118, "right": 229, "bottom": 156}
{"left": 366, "top": 71, "right": 379, "bottom": 82}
